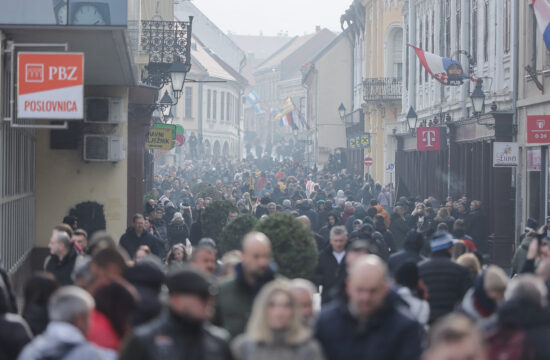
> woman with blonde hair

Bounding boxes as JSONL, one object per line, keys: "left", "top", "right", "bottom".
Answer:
{"left": 456, "top": 253, "right": 481, "bottom": 282}
{"left": 165, "top": 243, "right": 187, "bottom": 269}
{"left": 231, "top": 280, "right": 325, "bottom": 360}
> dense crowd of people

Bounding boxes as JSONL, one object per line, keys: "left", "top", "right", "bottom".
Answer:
{"left": 1, "top": 157, "right": 550, "bottom": 359}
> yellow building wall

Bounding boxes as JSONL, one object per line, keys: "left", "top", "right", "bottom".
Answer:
{"left": 362, "top": 0, "right": 402, "bottom": 183}
{"left": 34, "top": 86, "right": 129, "bottom": 246}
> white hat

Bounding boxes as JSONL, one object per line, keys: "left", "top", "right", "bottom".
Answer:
{"left": 172, "top": 212, "right": 184, "bottom": 222}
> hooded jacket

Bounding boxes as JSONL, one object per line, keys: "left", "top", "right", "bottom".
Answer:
{"left": 388, "top": 231, "right": 424, "bottom": 275}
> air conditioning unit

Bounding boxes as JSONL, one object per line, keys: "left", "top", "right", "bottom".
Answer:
{"left": 83, "top": 134, "right": 125, "bottom": 162}
{"left": 84, "top": 97, "right": 123, "bottom": 124}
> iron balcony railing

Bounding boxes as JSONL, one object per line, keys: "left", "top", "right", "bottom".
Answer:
{"left": 363, "top": 77, "right": 402, "bottom": 102}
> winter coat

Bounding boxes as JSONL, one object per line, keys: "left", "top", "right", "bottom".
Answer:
{"left": 465, "top": 208, "right": 488, "bottom": 253}
{"left": 315, "top": 292, "right": 424, "bottom": 360}
{"left": 375, "top": 223, "right": 397, "bottom": 253}
{"left": 511, "top": 235, "right": 532, "bottom": 276}
{"left": 150, "top": 218, "right": 168, "bottom": 243}
{"left": 17, "top": 321, "right": 108, "bottom": 360}
{"left": 395, "top": 286, "right": 430, "bottom": 327}
{"left": 341, "top": 207, "right": 355, "bottom": 225}
{"left": 215, "top": 263, "right": 276, "bottom": 339}
{"left": 487, "top": 299, "right": 550, "bottom": 359}
{"left": 389, "top": 214, "right": 409, "bottom": 250}
{"left": 44, "top": 246, "right": 80, "bottom": 285}
{"left": 388, "top": 234, "right": 424, "bottom": 275}
{"left": 231, "top": 334, "right": 325, "bottom": 360}
{"left": 0, "top": 312, "right": 32, "bottom": 360}
{"left": 119, "top": 227, "right": 162, "bottom": 258}
{"left": 119, "top": 311, "right": 232, "bottom": 360}
{"left": 298, "top": 203, "right": 318, "bottom": 230}
{"left": 87, "top": 309, "right": 121, "bottom": 352}
{"left": 167, "top": 221, "right": 189, "bottom": 247}
{"left": 0, "top": 267, "right": 17, "bottom": 313}
{"left": 418, "top": 253, "right": 473, "bottom": 324}
{"left": 313, "top": 249, "right": 347, "bottom": 305}
{"left": 22, "top": 304, "right": 49, "bottom": 336}
{"left": 374, "top": 205, "right": 390, "bottom": 228}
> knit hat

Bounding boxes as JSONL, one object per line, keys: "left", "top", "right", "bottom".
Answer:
{"left": 171, "top": 212, "right": 184, "bottom": 222}
{"left": 166, "top": 269, "right": 218, "bottom": 299}
{"left": 430, "top": 231, "right": 454, "bottom": 252}
{"left": 526, "top": 217, "right": 538, "bottom": 231}
{"left": 317, "top": 200, "right": 325, "bottom": 205}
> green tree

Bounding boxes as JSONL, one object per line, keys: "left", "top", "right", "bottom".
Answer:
{"left": 202, "top": 200, "right": 238, "bottom": 242}
{"left": 253, "top": 213, "right": 318, "bottom": 279}
{"left": 190, "top": 182, "right": 221, "bottom": 201}
{"left": 219, "top": 214, "right": 258, "bottom": 255}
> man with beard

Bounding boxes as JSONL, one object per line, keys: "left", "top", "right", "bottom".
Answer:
{"left": 215, "top": 232, "right": 275, "bottom": 338}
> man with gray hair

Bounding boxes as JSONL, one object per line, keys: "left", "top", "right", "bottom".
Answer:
{"left": 486, "top": 274, "right": 550, "bottom": 359}
{"left": 45, "top": 226, "right": 81, "bottom": 285}
{"left": 18, "top": 286, "right": 106, "bottom": 360}
{"left": 314, "top": 225, "right": 348, "bottom": 305}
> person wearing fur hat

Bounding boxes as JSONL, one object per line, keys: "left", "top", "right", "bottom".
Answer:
{"left": 167, "top": 212, "right": 189, "bottom": 249}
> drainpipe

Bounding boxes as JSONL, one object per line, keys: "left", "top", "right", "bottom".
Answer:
{"left": 408, "top": 0, "right": 416, "bottom": 109}
{"left": 512, "top": 0, "right": 521, "bottom": 244}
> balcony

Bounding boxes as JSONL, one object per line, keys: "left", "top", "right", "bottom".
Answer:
{"left": 363, "top": 77, "right": 402, "bottom": 103}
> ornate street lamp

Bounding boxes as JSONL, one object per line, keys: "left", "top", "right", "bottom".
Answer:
{"left": 158, "top": 90, "right": 173, "bottom": 118}
{"left": 406, "top": 106, "right": 418, "bottom": 136}
{"left": 470, "top": 78, "right": 485, "bottom": 115}
{"left": 168, "top": 60, "right": 190, "bottom": 100}
{"left": 164, "top": 107, "right": 174, "bottom": 124}
{"left": 338, "top": 103, "right": 346, "bottom": 122}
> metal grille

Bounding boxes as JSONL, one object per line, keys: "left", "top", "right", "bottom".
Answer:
{"left": 363, "top": 77, "right": 402, "bottom": 102}
{"left": 1, "top": 50, "right": 36, "bottom": 273}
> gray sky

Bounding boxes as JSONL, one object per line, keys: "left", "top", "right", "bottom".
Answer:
{"left": 191, "top": 0, "right": 349, "bottom": 36}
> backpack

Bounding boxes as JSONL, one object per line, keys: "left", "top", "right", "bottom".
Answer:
{"left": 486, "top": 327, "right": 534, "bottom": 360}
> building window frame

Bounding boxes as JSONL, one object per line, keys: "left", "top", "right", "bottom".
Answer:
{"left": 184, "top": 86, "right": 192, "bottom": 119}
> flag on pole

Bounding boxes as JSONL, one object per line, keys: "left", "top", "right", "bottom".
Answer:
{"left": 296, "top": 111, "right": 309, "bottom": 130}
{"left": 246, "top": 90, "right": 263, "bottom": 114}
{"left": 409, "top": 45, "right": 471, "bottom": 86}
{"left": 273, "top": 97, "right": 297, "bottom": 129}
{"left": 533, "top": 0, "right": 550, "bottom": 51}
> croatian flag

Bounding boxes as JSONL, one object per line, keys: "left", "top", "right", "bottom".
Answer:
{"left": 533, "top": 0, "right": 550, "bottom": 51}
{"left": 246, "top": 90, "right": 263, "bottom": 114}
{"left": 409, "top": 45, "right": 470, "bottom": 86}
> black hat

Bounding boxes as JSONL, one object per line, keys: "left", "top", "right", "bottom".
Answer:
{"left": 526, "top": 218, "right": 538, "bottom": 231}
{"left": 166, "top": 269, "right": 217, "bottom": 299}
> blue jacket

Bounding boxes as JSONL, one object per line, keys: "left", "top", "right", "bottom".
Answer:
{"left": 315, "top": 291, "right": 424, "bottom": 360}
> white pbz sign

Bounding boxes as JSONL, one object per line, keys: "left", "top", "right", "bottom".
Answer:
{"left": 17, "top": 52, "right": 84, "bottom": 119}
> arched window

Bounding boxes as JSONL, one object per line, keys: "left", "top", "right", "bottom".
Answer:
{"left": 387, "top": 27, "right": 403, "bottom": 80}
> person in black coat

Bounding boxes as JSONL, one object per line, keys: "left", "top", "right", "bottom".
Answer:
{"left": 313, "top": 226, "right": 348, "bottom": 305}
{"left": 316, "top": 255, "right": 423, "bottom": 360}
{"left": 120, "top": 214, "right": 162, "bottom": 258}
{"left": 167, "top": 212, "right": 190, "bottom": 248}
{"left": 319, "top": 213, "right": 340, "bottom": 243}
{"left": 374, "top": 214, "right": 396, "bottom": 254}
{"left": 44, "top": 230, "right": 80, "bottom": 286}
{"left": 0, "top": 286, "right": 32, "bottom": 360}
{"left": 388, "top": 230, "right": 425, "bottom": 275}
{"left": 418, "top": 231, "right": 473, "bottom": 324}
{"left": 389, "top": 207, "right": 410, "bottom": 250}
{"left": 465, "top": 200, "right": 488, "bottom": 254}
{"left": 22, "top": 273, "right": 59, "bottom": 336}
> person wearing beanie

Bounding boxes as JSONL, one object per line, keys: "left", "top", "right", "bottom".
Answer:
{"left": 167, "top": 211, "right": 189, "bottom": 250}
{"left": 419, "top": 231, "right": 473, "bottom": 324}
{"left": 459, "top": 265, "right": 508, "bottom": 329}
{"left": 119, "top": 269, "right": 232, "bottom": 360}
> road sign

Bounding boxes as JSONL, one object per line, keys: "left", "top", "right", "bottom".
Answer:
{"left": 17, "top": 52, "right": 84, "bottom": 119}
{"left": 364, "top": 156, "right": 373, "bottom": 166}
{"left": 386, "top": 162, "right": 395, "bottom": 171}
{"left": 146, "top": 128, "right": 173, "bottom": 150}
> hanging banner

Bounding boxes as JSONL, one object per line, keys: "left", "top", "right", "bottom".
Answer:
{"left": 493, "top": 142, "right": 519, "bottom": 167}
{"left": 417, "top": 127, "right": 446, "bottom": 151}
{"left": 17, "top": 52, "right": 84, "bottom": 119}
{"left": 527, "top": 115, "right": 550, "bottom": 144}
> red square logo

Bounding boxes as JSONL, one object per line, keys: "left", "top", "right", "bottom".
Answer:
{"left": 417, "top": 127, "right": 442, "bottom": 151}
{"left": 527, "top": 115, "right": 550, "bottom": 144}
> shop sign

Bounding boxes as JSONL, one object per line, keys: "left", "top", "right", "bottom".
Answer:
{"left": 347, "top": 133, "right": 371, "bottom": 149}
{"left": 493, "top": 142, "right": 518, "bottom": 167}
{"left": 146, "top": 128, "right": 173, "bottom": 150}
{"left": 17, "top": 52, "right": 84, "bottom": 119}
{"left": 527, "top": 115, "right": 550, "bottom": 144}
{"left": 417, "top": 127, "right": 446, "bottom": 151}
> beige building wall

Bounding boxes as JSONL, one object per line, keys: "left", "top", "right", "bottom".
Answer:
{"left": 362, "top": 0, "right": 403, "bottom": 183}
{"left": 34, "top": 86, "right": 129, "bottom": 246}
{"left": 141, "top": 0, "right": 174, "bottom": 21}
{"left": 313, "top": 36, "right": 351, "bottom": 165}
